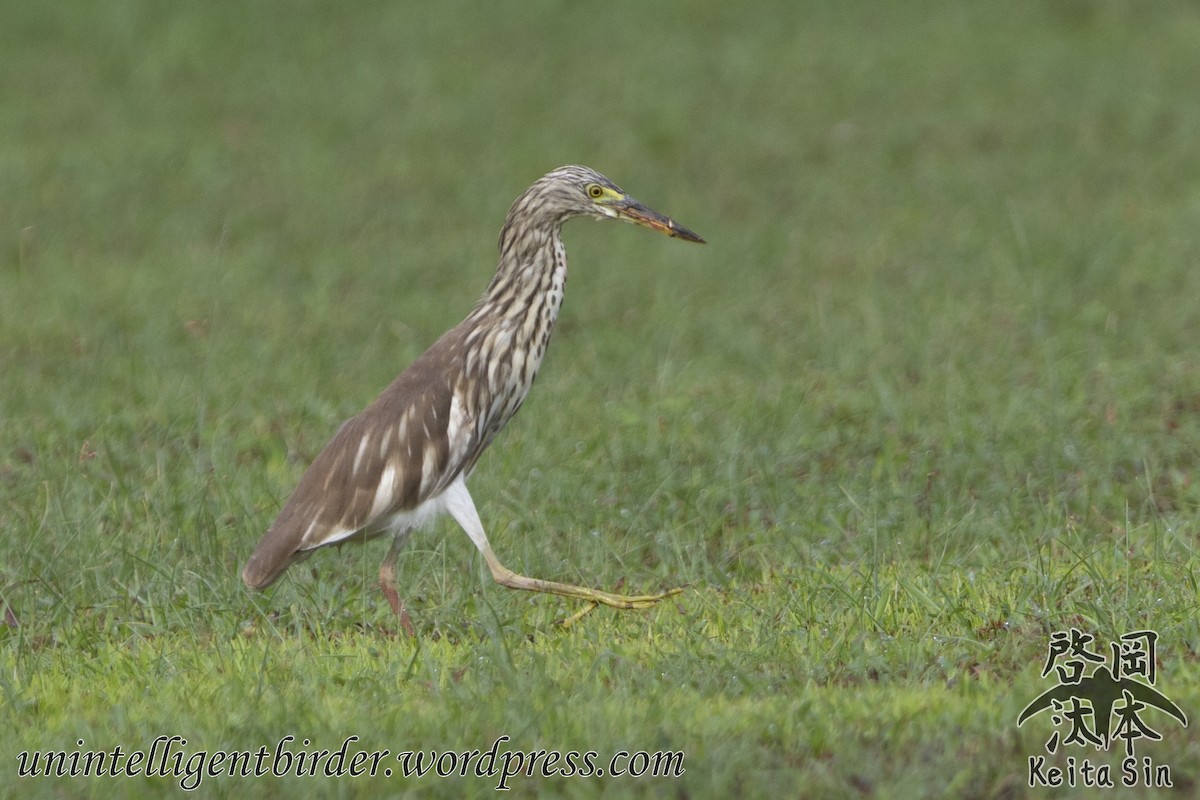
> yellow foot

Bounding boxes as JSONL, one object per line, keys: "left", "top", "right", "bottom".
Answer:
{"left": 557, "top": 602, "right": 599, "bottom": 628}
{"left": 488, "top": 560, "right": 685, "bottom": 620}
{"left": 556, "top": 586, "right": 685, "bottom": 627}
{"left": 586, "top": 585, "right": 686, "bottom": 610}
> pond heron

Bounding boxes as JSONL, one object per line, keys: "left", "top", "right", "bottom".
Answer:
{"left": 242, "top": 165, "right": 704, "bottom": 633}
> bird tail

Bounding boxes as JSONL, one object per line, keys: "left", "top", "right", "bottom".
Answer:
{"left": 241, "top": 511, "right": 312, "bottom": 589}
{"left": 241, "top": 541, "right": 294, "bottom": 590}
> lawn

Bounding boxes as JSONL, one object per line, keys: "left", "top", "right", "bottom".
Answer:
{"left": 4, "top": 1, "right": 1200, "bottom": 797}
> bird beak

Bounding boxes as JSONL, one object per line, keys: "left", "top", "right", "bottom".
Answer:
{"left": 611, "top": 196, "right": 705, "bottom": 243}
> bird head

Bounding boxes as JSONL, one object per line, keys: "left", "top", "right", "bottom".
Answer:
{"left": 526, "top": 166, "right": 705, "bottom": 243}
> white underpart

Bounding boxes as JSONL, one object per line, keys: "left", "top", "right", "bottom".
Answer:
{"left": 309, "top": 480, "right": 454, "bottom": 550}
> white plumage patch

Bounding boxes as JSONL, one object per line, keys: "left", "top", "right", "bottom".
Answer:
{"left": 368, "top": 463, "right": 397, "bottom": 519}
{"left": 352, "top": 434, "right": 370, "bottom": 474}
{"left": 447, "top": 394, "right": 469, "bottom": 466}
{"left": 311, "top": 525, "right": 356, "bottom": 548}
{"left": 418, "top": 443, "right": 438, "bottom": 495}
{"left": 301, "top": 518, "right": 322, "bottom": 545}
{"left": 356, "top": 482, "right": 459, "bottom": 547}
{"left": 510, "top": 348, "right": 526, "bottom": 385}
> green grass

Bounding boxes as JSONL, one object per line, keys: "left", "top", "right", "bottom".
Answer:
{"left": 4, "top": 1, "right": 1200, "bottom": 797}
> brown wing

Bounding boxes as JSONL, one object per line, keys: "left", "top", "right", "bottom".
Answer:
{"left": 242, "top": 328, "right": 482, "bottom": 589}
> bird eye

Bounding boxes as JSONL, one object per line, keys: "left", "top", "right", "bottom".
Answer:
{"left": 587, "top": 184, "right": 604, "bottom": 199}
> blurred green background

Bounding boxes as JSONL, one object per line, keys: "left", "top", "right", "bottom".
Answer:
{"left": 4, "top": 2, "right": 1200, "bottom": 798}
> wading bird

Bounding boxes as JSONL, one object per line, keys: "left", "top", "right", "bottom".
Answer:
{"left": 242, "top": 166, "right": 704, "bottom": 633}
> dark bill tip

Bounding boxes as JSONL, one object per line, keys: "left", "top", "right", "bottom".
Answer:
{"left": 667, "top": 223, "right": 705, "bottom": 244}
{"left": 617, "top": 199, "right": 706, "bottom": 244}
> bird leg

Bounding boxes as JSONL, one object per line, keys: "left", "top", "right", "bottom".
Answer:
{"left": 443, "top": 476, "right": 681, "bottom": 622}
{"left": 378, "top": 530, "right": 416, "bottom": 636}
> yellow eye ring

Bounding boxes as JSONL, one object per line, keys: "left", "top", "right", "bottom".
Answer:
{"left": 587, "top": 184, "right": 604, "bottom": 199}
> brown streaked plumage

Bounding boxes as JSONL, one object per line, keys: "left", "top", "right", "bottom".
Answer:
{"left": 242, "top": 165, "right": 704, "bottom": 632}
